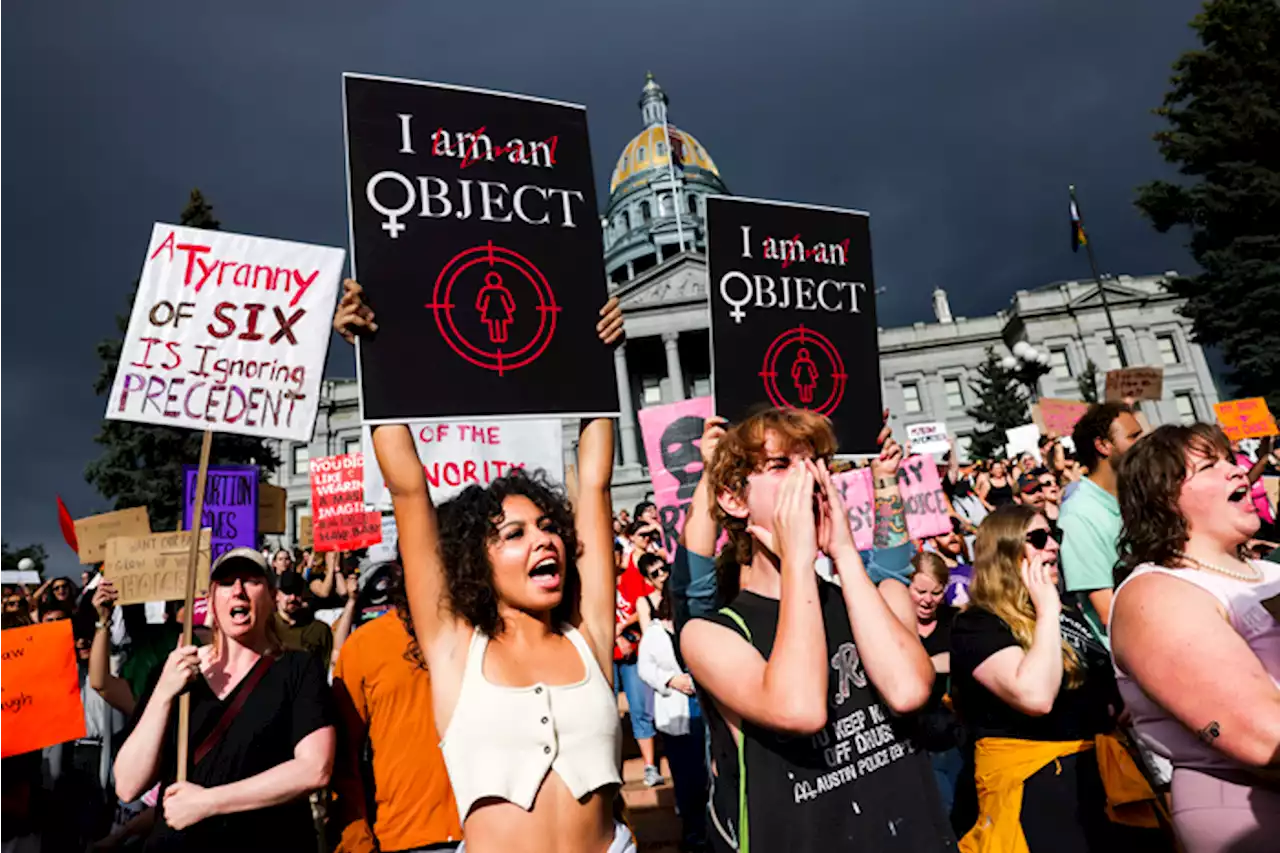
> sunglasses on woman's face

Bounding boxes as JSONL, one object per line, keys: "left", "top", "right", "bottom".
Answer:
{"left": 647, "top": 567, "right": 670, "bottom": 580}
{"left": 1025, "top": 528, "right": 1056, "bottom": 549}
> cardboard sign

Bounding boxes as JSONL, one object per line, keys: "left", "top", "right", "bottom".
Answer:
{"left": 637, "top": 397, "right": 714, "bottom": 553}
{"left": 298, "top": 515, "right": 313, "bottom": 549}
{"left": 103, "top": 529, "right": 212, "bottom": 605}
{"left": 707, "top": 196, "right": 882, "bottom": 453}
{"left": 73, "top": 507, "right": 151, "bottom": 565}
{"left": 1105, "top": 366, "right": 1164, "bottom": 402}
{"left": 1, "top": 620, "right": 86, "bottom": 757}
{"left": 183, "top": 465, "right": 258, "bottom": 561}
{"left": 258, "top": 483, "right": 287, "bottom": 534}
{"left": 1214, "top": 397, "right": 1279, "bottom": 442}
{"left": 344, "top": 73, "right": 619, "bottom": 421}
{"left": 1033, "top": 398, "right": 1090, "bottom": 438}
{"left": 905, "top": 422, "right": 949, "bottom": 457}
{"left": 361, "top": 419, "right": 565, "bottom": 509}
{"left": 104, "top": 223, "right": 345, "bottom": 441}
{"left": 310, "top": 453, "right": 383, "bottom": 552}
{"left": 831, "top": 455, "right": 951, "bottom": 550}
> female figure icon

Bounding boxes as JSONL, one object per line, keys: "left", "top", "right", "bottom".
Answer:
{"left": 476, "top": 270, "right": 516, "bottom": 343}
{"left": 791, "top": 346, "right": 819, "bottom": 404}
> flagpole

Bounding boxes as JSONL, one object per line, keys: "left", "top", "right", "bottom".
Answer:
{"left": 664, "top": 119, "right": 687, "bottom": 254}
{"left": 1070, "top": 184, "right": 1128, "bottom": 369}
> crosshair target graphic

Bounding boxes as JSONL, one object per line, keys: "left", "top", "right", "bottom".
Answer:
{"left": 426, "top": 242, "right": 560, "bottom": 375}
{"left": 759, "top": 325, "right": 847, "bottom": 415}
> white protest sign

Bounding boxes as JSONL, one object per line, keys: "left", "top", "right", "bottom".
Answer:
{"left": 362, "top": 420, "right": 564, "bottom": 510}
{"left": 906, "top": 422, "right": 949, "bottom": 456}
{"left": 1, "top": 571, "right": 41, "bottom": 585}
{"left": 106, "top": 224, "right": 345, "bottom": 441}
{"left": 1004, "top": 424, "right": 1043, "bottom": 462}
{"left": 367, "top": 515, "right": 399, "bottom": 564}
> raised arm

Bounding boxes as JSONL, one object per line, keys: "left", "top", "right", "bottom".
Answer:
{"left": 574, "top": 417, "right": 618, "bottom": 677}
{"left": 817, "top": 460, "right": 932, "bottom": 714}
{"left": 868, "top": 424, "right": 917, "bottom": 631}
{"left": 682, "top": 464, "right": 829, "bottom": 735}
{"left": 970, "top": 555, "right": 1064, "bottom": 716}
{"left": 681, "top": 416, "right": 726, "bottom": 559}
{"left": 89, "top": 580, "right": 136, "bottom": 714}
{"left": 371, "top": 425, "right": 462, "bottom": 667}
{"left": 309, "top": 552, "right": 338, "bottom": 600}
{"left": 1246, "top": 437, "right": 1274, "bottom": 485}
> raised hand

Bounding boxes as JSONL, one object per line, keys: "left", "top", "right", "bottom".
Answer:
{"left": 1021, "top": 553, "right": 1061, "bottom": 620}
{"left": 699, "top": 416, "right": 728, "bottom": 468}
{"left": 92, "top": 579, "right": 119, "bottom": 620}
{"left": 596, "top": 296, "right": 624, "bottom": 346}
{"left": 870, "top": 410, "right": 904, "bottom": 480}
{"left": 811, "top": 459, "right": 857, "bottom": 561}
{"left": 334, "top": 279, "right": 378, "bottom": 344}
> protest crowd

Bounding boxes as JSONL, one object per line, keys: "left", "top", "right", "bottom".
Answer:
{"left": 4, "top": 72, "right": 1280, "bottom": 853}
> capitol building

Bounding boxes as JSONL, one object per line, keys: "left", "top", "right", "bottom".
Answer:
{"left": 269, "top": 75, "right": 1221, "bottom": 540}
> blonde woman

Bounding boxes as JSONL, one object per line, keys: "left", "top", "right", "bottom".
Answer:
{"left": 950, "top": 505, "right": 1122, "bottom": 852}
{"left": 114, "top": 549, "right": 335, "bottom": 851}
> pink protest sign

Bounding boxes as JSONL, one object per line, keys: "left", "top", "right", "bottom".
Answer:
{"left": 832, "top": 456, "right": 950, "bottom": 550}
{"left": 637, "top": 397, "right": 714, "bottom": 552}
{"left": 897, "top": 455, "right": 951, "bottom": 540}
{"left": 832, "top": 468, "right": 875, "bottom": 552}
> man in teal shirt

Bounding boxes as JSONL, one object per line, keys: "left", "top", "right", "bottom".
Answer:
{"left": 1059, "top": 402, "right": 1144, "bottom": 643}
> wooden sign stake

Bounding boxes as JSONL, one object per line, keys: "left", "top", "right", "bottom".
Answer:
{"left": 176, "top": 428, "right": 213, "bottom": 783}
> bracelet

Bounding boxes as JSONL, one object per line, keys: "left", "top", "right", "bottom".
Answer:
{"left": 95, "top": 620, "right": 109, "bottom": 631}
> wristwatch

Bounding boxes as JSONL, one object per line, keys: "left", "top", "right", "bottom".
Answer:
{"left": 95, "top": 619, "right": 110, "bottom": 631}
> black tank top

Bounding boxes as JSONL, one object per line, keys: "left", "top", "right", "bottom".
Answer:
{"left": 699, "top": 582, "right": 956, "bottom": 852}
{"left": 986, "top": 479, "right": 1015, "bottom": 507}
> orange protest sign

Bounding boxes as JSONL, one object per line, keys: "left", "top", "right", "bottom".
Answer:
{"left": 1214, "top": 398, "right": 1279, "bottom": 442}
{"left": 1, "top": 620, "right": 85, "bottom": 757}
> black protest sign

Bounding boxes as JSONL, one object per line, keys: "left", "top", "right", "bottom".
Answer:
{"left": 707, "top": 196, "right": 883, "bottom": 454}
{"left": 343, "top": 74, "right": 620, "bottom": 421}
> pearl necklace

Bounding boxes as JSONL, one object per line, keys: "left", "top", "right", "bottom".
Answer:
{"left": 1174, "top": 552, "right": 1263, "bottom": 582}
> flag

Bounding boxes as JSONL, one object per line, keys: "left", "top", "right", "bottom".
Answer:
{"left": 667, "top": 125, "right": 685, "bottom": 169}
{"left": 1070, "top": 198, "right": 1088, "bottom": 253}
{"left": 56, "top": 495, "right": 79, "bottom": 556}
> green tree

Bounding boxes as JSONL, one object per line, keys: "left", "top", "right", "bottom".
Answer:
{"left": 966, "top": 348, "right": 1032, "bottom": 460}
{"left": 85, "top": 190, "right": 280, "bottom": 532}
{"left": 1135, "top": 0, "right": 1280, "bottom": 412}
{"left": 1077, "top": 359, "right": 1100, "bottom": 404}
{"left": 2, "top": 542, "right": 49, "bottom": 576}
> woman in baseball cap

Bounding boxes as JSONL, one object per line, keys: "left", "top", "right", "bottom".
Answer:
{"left": 113, "top": 547, "right": 336, "bottom": 852}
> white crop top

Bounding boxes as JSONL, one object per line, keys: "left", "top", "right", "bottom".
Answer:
{"left": 440, "top": 624, "right": 622, "bottom": 822}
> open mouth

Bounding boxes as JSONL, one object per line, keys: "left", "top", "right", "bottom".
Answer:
{"left": 529, "top": 556, "right": 562, "bottom": 590}
{"left": 1228, "top": 485, "right": 1250, "bottom": 504}
{"left": 228, "top": 603, "right": 252, "bottom": 625}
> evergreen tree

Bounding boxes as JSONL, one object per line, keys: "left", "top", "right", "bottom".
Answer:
{"left": 85, "top": 190, "right": 279, "bottom": 532}
{"left": 1135, "top": 0, "right": 1280, "bottom": 412}
{"left": 1077, "top": 359, "right": 1100, "bottom": 404}
{"left": 966, "top": 348, "right": 1032, "bottom": 460}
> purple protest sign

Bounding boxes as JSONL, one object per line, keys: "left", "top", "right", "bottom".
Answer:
{"left": 183, "top": 465, "right": 259, "bottom": 561}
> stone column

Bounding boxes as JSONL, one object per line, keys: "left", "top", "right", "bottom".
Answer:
{"left": 663, "top": 332, "right": 685, "bottom": 401}
{"left": 613, "top": 344, "right": 640, "bottom": 466}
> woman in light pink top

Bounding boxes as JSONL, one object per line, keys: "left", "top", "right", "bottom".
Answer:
{"left": 1111, "top": 423, "right": 1280, "bottom": 853}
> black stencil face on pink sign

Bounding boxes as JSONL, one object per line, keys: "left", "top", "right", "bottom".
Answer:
{"left": 661, "top": 415, "right": 706, "bottom": 501}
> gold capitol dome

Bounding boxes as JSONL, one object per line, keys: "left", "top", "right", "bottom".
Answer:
{"left": 607, "top": 72, "right": 721, "bottom": 197}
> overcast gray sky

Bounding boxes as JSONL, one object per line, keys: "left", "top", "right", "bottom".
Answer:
{"left": 3, "top": 0, "right": 1202, "bottom": 575}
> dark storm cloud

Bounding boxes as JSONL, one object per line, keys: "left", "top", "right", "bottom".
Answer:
{"left": 2, "top": 0, "right": 1202, "bottom": 574}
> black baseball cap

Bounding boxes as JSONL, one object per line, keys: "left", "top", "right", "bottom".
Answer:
{"left": 277, "top": 571, "right": 307, "bottom": 596}
{"left": 209, "top": 548, "right": 275, "bottom": 587}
